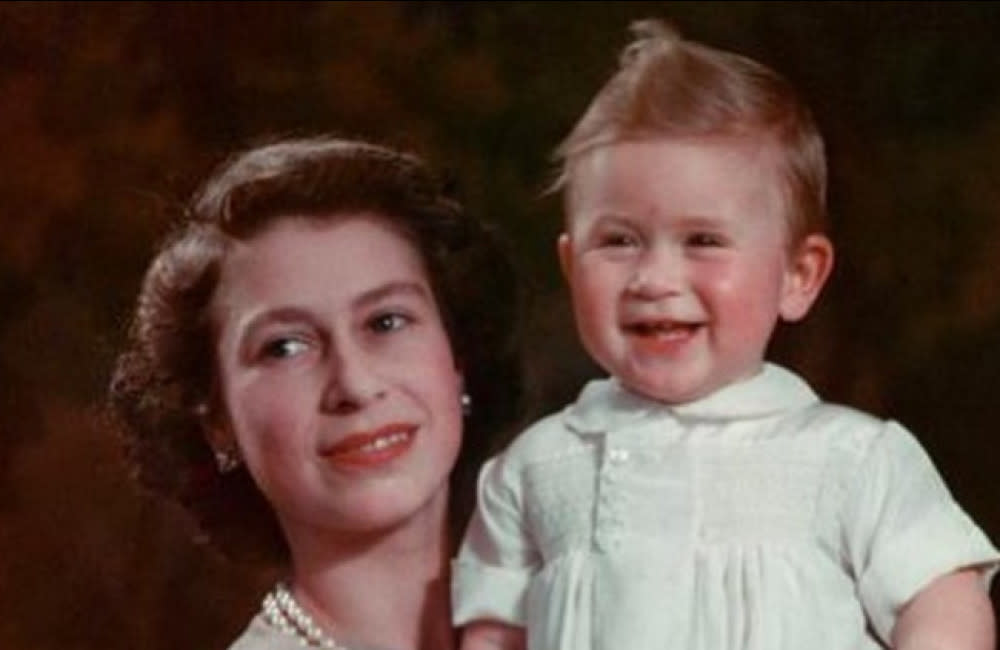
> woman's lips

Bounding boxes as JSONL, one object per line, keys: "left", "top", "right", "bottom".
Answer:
{"left": 322, "top": 423, "right": 416, "bottom": 468}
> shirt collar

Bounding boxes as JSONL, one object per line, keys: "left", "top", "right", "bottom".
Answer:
{"left": 562, "top": 363, "right": 819, "bottom": 435}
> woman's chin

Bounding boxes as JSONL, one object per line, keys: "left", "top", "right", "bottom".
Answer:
{"left": 290, "top": 482, "right": 450, "bottom": 545}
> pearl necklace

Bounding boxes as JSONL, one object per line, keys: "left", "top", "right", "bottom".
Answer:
{"left": 261, "top": 582, "right": 347, "bottom": 649}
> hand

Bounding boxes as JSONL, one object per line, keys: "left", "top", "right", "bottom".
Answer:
{"left": 459, "top": 621, "right": 526, "bottom": 650}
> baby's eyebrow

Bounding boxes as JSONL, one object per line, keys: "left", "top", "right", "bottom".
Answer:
{"left": 675, "top": 215, "right": 729, "bottom": 229}
{"left": 587, "top": 213, "right": 636, "bottom": 228}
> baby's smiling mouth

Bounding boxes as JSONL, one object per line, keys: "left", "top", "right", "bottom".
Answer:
{"left": 623, "top": 319, "right": 702, "bottom": 339}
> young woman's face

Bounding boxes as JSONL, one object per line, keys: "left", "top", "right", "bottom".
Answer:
{"left": 210, "top": 214, "right": 463, "bottom": 543}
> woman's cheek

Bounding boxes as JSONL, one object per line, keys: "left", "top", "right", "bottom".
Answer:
{"left": 234, "top": 380, "right": 307, "bottom": 455}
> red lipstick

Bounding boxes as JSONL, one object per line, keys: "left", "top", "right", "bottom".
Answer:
{"left": 322, "top": 423, "right": 416, "bottom": 469}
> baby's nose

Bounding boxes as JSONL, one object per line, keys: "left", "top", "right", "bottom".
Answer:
{"left": 626, "top": 246, "right": 685, "bottom": 297}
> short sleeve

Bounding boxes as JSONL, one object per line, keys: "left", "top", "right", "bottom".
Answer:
{"left": 451, "top": 454, "right": 540, "bottom": 627}
{"left": 843, "top": 422, "right": 999, "bottom": 641}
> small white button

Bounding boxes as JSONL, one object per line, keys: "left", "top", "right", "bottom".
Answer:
{"left": 608, "top": 448, "right": 630, "bottom": 463}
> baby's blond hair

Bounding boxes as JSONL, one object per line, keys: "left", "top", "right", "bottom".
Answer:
{"left": 554, "top": 19, "right": 827, "bottom": 243}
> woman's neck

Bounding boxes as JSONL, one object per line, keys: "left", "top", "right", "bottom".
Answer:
{"left": 281, "top": 493, "right": 454, "bottom": 650}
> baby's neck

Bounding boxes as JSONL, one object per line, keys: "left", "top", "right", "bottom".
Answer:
{"left": 620, "top": 363, "right": 768, "bottom": 406}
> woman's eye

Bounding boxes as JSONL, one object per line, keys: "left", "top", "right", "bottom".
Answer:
{"left": 368, "top": 312, "right": 411, "bottom": 334}
{"left": 261, "top": 338, "right": 310, "bottom": 360}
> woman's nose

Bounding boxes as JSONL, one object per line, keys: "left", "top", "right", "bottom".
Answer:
{"left": 321, "top": 344, "right": 386, "bottom": 414}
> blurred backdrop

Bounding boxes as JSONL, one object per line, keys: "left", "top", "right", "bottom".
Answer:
{"left": 2, "top": 2, "right": 999, "bottom": 648}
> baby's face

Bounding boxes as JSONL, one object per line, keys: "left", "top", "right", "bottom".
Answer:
{"left": 559, "top": 136, "right": 816, "bottom": 404}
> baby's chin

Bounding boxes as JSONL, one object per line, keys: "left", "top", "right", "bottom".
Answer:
{"left": 618, "top": 366, "right": 762, "bottom": 405}
{"left": 618, "top": 377, "right": 718, "bottom": 405}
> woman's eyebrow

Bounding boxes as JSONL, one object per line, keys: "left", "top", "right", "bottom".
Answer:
{"left": 231, "top": 281, "right": 432, "bottom": 345}
{"left": 352, "top": 281, "right": 431, "bottom": 309}
{"left": 238, "top": 307, "right": 315, "bottom": 339}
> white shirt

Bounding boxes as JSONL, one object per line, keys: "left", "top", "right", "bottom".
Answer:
{"left": 452, "top": 364, "right": 998, "bottom": 650}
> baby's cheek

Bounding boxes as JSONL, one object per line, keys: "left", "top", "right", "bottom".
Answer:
{"left": 571, "top": 268, "right": 614, "bottom": 319}
{"left": 572, "top": 292, "right": 615, "bottom": 357}
{"left": 573, "top": 292, "right": 604, "bottom": 331}
{"left": 724, "top": 290, "right": 784, "bottom": 349}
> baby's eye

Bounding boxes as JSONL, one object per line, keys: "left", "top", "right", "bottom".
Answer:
{"left": 260, "top": 337, "right": 310, "bottom": 360}
{"left": 686, "top": 232, "right": 726, "bottom": 247}
{"left": 367, "top": 312, "right": 412, "bottom": 334}
{"left": 599, "top": 232, "right": 639, "bottom": 248}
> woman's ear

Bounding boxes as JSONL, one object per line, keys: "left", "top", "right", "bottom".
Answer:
{"left": 196, "top": 383, "right": 239, "bottom": 455}
{"left": 197, "top": 401, "right": 242, "bottom": 474}
{"left": 195, "top": 399, "right": 228, "bottom": 449}
{"left": 779, "top": 233, "right": 834, "bottom": 322}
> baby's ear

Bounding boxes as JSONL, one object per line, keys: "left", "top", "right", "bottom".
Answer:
{"left": 779, "top": 233, "right": 834, "bottom": 322}
{"left": 557, "top": 232, "right": 573, "bottom": 280}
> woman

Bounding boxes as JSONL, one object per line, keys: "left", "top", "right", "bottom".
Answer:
{"left": 109, "top": 135, "right": 523, "bottom": 650}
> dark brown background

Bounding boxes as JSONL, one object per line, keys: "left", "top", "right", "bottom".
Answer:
{"left": 2, "top": 2, "right": 998, "bottom": 648}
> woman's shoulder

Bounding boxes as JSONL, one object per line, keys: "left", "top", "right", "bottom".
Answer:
{"left": 225, "top": 614, "right": 305, "bottom": 650}
{"left": 225, "top": 614, "right": 391, "bottom": 650}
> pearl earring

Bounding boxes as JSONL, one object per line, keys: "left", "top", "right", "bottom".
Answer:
{"left": 461, "top": 393, "right": 472, "bottom": 417}
{"left": 214, "top": 448, "right": 241, "bottom": 473}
